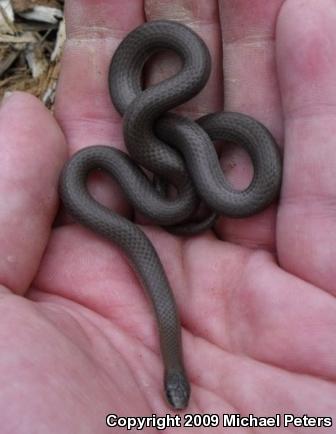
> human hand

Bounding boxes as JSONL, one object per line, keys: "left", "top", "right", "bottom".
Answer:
{"left": 1, "top": 1, "right": 335, "bottom": 433}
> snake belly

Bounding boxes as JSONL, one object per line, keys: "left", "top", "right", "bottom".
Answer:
{"left": 59, "top": 20, "right": 282, "bottom": 410}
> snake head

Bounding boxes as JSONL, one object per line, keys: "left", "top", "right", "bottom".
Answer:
{"left": 164, "top": 370, "right": 190, "bottom": 410}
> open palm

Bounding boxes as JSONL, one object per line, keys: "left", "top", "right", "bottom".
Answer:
{"left": 1, "top": 0, "right": 335, "bottom": 432}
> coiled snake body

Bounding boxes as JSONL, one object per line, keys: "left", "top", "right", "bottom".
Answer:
{"left": 59, "top": 20, "right": 282, "bottom": 410}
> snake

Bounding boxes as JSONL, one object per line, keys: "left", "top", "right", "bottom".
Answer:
{"left": 59, "top": 20, "right": 282, "bottom": 410}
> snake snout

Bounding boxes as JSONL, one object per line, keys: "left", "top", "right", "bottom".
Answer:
{"left": 164, "top": 370, "right": 190, "bottom": 410}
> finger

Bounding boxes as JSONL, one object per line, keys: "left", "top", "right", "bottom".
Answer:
{"left": 55, "top": 0, "right": 144, "bottom": 151}
{"left": 55, "top": 0, "right": 145, "bottom": 215}
{"left": 216, "top": 0, "right": 284, "bottom": 249}
{"left": 144, "top": 0, "right": 223, "bottom": 117}
{"left": 276, "top": 0, "right": 336, "bottom": 294}
{"left": 0, "top": 92, "right": 66, "bottom": 294}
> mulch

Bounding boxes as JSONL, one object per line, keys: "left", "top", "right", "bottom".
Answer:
{"left": 0, "top": 0, "right": 64, "bottom": 108}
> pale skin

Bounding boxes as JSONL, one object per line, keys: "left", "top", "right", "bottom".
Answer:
{"left": 0, "top": 0, "right": 335, "bottom": 432}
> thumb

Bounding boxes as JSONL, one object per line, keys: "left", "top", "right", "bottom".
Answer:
{"left": 0, "top": 92, "right": 66, "bottom": 295}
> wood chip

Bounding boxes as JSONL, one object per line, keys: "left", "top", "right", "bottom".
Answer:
{"left": 0, "top": 0, "right": 14, "bottom": 21}
{"left": 0, "top": 48, "right": 19, "bottom": 76}
{"left": 0, "top": 32, "right": 37, "bottom": 43}
{"left": 0, "top": 0, "right": 15, "bottom": 34}
{"left": 12, "top": 0, "right": 60, "bottom": 13}
{"left": 18, "top": 4, "right": 63, "bottom": 24}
